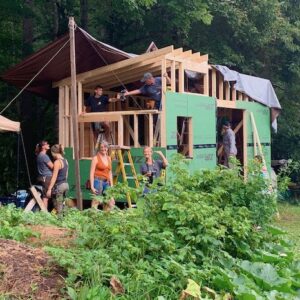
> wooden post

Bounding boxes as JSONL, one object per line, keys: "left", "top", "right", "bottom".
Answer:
{"left": 149, "top": 113, "right": 153, "bottom": 147}
{"left": 178, "top": 62, "right": 184, "bottom": 93}
{"left": 171, "top": 59, "right": 176, "bottom": 92}
{"left": 243, "top": 110, "right": 248, "bottom": 179}
{"left": 58, "top": 86, "right": 64, "bottom": 144}
{"left": 218, "top": 74, "right": 224, "bottom": 100}
{"left": 69, "top": 17, "right": 83, "bottom": 210}
{"left": 134, "top": 114, "right": 139, "bottom": 147}
{"left": 64, "top": 85, "right": 70, "bottom": 147}
{"left": 211, "top": 69, "right": 217, "bottom": 97}
{"left": 160, "top": 58, "right": 167, "bottom": 147}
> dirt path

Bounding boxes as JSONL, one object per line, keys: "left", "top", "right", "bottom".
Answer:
{"left": 0, "top": 239, "right": 65, "bottom": 299}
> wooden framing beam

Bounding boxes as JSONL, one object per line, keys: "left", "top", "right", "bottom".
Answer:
{"left": 188, "top": 118, "right": 193, "bottom": 158}
{"left": 225, "top": 82, "right": 230, "bottom": 100}
{"left": 160, "top": 58, "right": 167, "bottom": 147}
{"left": 133, "top": 114, "right": 139, "bottom": 147}
{"left": 211, "top": 68, "right": 217, "bottom": 97}
{"left": 149, "top": 113, "right": 153, "bottom": 147}
{"left": 64, "top": 85, "right": 70, "bottom": 147}
{"left": 171, "top": 60, "right": 176, "bottom": 92}
{"left": 178, "top": 62, "right": 185, "bottom": 93}
{"left": 83, "top": 49, "right": 183, "bottom": 88}
{"left": 58, "top": 86, "right": 64, "bottom": 145}
{"left": 243, "top": 110, "right": 248, "bottom": 178}
{"left": 216, "top": 100, "right": 237, "bottom": 109}
{"left": 53, "top": 46, "right": 175, "bottom": 87}
{"left": 218, "top": 73, "right": 224, "bottom": 100}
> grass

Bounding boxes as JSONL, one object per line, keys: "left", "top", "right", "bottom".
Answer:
{"left": 275, "top": 202, "right": 300, "bottom": 257}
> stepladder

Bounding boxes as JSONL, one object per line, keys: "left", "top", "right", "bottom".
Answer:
{"left": 110, "top": 146, "right": 139, "bottom": 208}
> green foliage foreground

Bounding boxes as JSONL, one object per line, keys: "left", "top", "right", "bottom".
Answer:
{"left": 1, "top": 159, "right": 300, "bottom": 299}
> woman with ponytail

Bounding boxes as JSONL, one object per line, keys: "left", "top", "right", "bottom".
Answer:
{"left": 35, "top": 140, "right": 53, "bottom": 209}
{"left": 46, "top": 144, "right": 69, "bottom": 213}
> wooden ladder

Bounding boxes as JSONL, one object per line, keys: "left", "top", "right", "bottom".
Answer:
{"left": 110, "top": 146, "right": 139, "bottom": 208}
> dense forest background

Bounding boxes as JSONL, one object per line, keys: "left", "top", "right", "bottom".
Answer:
{"left": 0, "top": 0, "right": 300, "bottom": 193}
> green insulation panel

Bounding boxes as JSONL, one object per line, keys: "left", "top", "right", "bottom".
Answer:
{"left": 236, "top": 101, "right": 271, "bottom": 170}
{"left": 165, "top": 92, "right": 217, "bottom": 172}
{"left": 65, "top": 147, "right": 166, "bottom": 200}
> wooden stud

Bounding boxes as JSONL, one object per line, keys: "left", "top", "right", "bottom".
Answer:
{"left": 203, "top": 73, "right": 209, "bottom": 95}
{"left": 211, "top": 68, "right": 217, "bottom": 97}
{"left": 232, "top": 86, "right": 237, "bottom": 101}
{"left": 118, "top": 116, "right": 124, "bottom": 146}
{"left": 171, "top": 59, "right": 176, "bottom": 92}
{"left": 160, "top": 58, "right": 167, "bottom": 147}
{"left": 188, "top": 118, "right": 193, "bottom": 158}
{"left": 243, "top": 110, "right": 248, "bottom": 179}
{"left": 149, "top": 113, "right": 153, "bottom": 147}
{"left": 134, "top": 114, "right": 139, "bottom": 147}
{"left": 238, "top": 92, "right": 243, "bottom": 100}
{"left": 58, "top": 86, "right": 64, "bottom": 145}
{"left": 218, "top": 73, "right": 224, "bottom": 100}
{"left": 178, "top": 62, "right": 184, "bottom": 93}
{"left": 225, "top": 82, "right": 230, "bottom": 100}
{"left": 64, "top": 85, "right": 70, "bottom": 147}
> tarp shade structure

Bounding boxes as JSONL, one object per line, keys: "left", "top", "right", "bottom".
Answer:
{"left": 1, "top": 27, "right": 132, "bottom": 100}
{"left": 0, "top": 115, "right": 20, "bottom": 132}
{"left": 214, "top": 65, "right": 281, "bottom": 132}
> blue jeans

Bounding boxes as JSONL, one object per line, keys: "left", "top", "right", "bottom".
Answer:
{"left": 93, "top": 178, "right": 110, "bottom": 195}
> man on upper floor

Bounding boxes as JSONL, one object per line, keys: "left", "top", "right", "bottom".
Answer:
{"left": 124, "top": 72, "right": 171, "bottom": 110}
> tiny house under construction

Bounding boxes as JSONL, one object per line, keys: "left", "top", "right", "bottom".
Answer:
{"left": 2, "top": 27, "right": 281, "bottom": 202}
{"left": 52, "top": 45, "right": 279, "bottom": 200}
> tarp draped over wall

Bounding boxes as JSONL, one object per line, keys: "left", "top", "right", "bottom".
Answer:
{"left": 0, "top": 115, "right": 20, "bottom": 132}
{"left": 1, "top": 27, "right": 132, "bottom": 100}
{"left": 215, "top": 65, "right": 281, "bottom": 132}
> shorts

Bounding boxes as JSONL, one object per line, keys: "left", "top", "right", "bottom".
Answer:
{"left": 37, "top": 176, "right": 52, "bottom": 197}
{"left": 93, "top": 178, "right": 110, "bottom": 195}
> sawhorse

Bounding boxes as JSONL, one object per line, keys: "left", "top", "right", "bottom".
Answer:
{"left": 24, "top": 186, "right": 48, "bottom": 212}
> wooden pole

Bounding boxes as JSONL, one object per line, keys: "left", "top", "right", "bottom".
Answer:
{"left": 69, "top": 17, "right": 83, "bottom": 210}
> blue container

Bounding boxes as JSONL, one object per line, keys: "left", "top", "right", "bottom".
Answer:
{"left": 12, "top": 190, "right": 30, "bottom": 208}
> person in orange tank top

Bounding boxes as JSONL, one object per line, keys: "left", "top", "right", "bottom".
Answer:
{"left": 89, "top": 141, "right": 115, "bottom": 209}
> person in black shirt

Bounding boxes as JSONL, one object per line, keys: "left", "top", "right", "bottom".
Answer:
{"left": 84, "top": 85, "right": 116, "bottom": 142}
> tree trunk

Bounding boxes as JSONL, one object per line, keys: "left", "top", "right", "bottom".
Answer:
{"left": 80, "top": 0, "right": 88, "bottom": 30}
{"left": 21, "top": 0, "right": 35, "bottom": 183}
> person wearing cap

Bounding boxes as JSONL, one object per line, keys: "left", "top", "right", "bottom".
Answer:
{"left": 124, "top": 72, "right": 171, "bottom": 110}
{"left": 46, "top": 144, "right": 69, "bottom": 213}
{"left": 222, "top": 121, "right": 237, "bottom": 168}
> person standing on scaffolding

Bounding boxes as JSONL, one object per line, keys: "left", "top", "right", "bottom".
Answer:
{"left": 83, "top": 85, "right": 115, "bottom": 143}
{"left": 124, "top": 72, "right": 171, "bottom": 110}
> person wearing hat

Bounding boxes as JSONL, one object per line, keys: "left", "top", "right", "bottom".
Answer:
{"left": 124, "top": 72, "right": 171, "bottom": 110}
{"left": 222, "top": 121, "right": 237, "bottom": 168}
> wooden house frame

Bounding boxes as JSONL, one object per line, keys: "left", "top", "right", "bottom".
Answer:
{"left": 52, "top": 45, "right": 272, "bottom": 199}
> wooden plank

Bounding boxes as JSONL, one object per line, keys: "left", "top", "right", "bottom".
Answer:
{"left": 160, "top": 58, "right": 167, "bottom": 147}
{"left": 216, "top": 99, "right": 237, "bottom": 109}
{"left": 203, "top": 73, "right": 209, "bottom": 95}
{"left": 149, "top": 113, "right": 153, "bottom": 147}
{"left": 173, "top": 50, "right": 192, "bottom": 59}
{"left": 188, "top": 118, "right": 193, "bottom": 158}
{"left": 77, "top": 81, "right": 83, "bottom": 114}
{"left": 118, "top": 116, "right": 124, "bottom": 146}
{"left": 218, "top": 73, "right": 224, "bottom": 100}
{"left": 232, "top": 87, "right": 236, "bottom": 101}
{"left": 64, "top": 85, "right": 70, "bottom": 146}
{"left": 225, "top": 82, "right": 230, "bottom": 100}
{"left": 29, "top": 186, "right": 47, "bottom": 212}
{"left": 178, "top": 62, "right": 184, "bottom": 93}
{"left": 211, "top": 68, "right": 217, "bottom": 97}
{"left": 243, "top": 110, "right": 248, "bottom": 179}
{"left": 133, "top": 114, "right": 139, "bottom": 147}
{"left": 171, "top": 59, "right": 176, "bottom": 92}
{"left": 53, "top": 46, "right": 175, "bottom": 87}
{"left": 238, "top": 91, "right": 243, "bottom": 100}
{"left": 24, "top": 198, "right": 36, "bottom": 212}
{"left": 58, "top": 86, "right": 64, "bottom": 144}
{"left": 183, "top": 61, "right": 208, "bottom": 74}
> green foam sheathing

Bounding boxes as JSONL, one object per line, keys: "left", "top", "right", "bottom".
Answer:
{"left": 64, "top": 147, "right": 166, "bottom": 200}
{"left": 236, "top": 101, "right": 271, "bottom": 170}
{"left": 165, "top": 91, "right": 217, "bottom": 172}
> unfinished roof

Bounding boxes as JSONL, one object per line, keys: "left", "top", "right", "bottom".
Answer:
{"left": 1, "top": 27, "right": 132, "bottom": 99}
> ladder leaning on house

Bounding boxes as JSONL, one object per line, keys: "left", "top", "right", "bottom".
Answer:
{"left": 110, "top": 146, "right": 139, "bottom": 208}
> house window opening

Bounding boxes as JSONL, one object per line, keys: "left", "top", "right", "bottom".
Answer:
{"left": 177, "top": 117, "right": 193, "bottom": 158}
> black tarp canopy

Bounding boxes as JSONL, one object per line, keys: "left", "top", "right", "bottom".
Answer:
{"left": 1, "top": 27, "right": 132, "bottom": 100}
